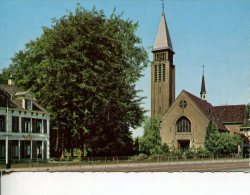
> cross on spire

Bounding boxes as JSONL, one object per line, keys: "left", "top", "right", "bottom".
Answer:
{"left": 202, "top": 65, "right": 205, "bottom": 76}
{"left": 161, "top": 0, "right": 165, "bottom": 15}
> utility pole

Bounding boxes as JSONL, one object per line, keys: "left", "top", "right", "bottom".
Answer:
{"left": 5, "top": 98, "right": 9, "bottom": 168}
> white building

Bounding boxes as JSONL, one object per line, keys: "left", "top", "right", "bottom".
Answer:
{"left": 0, "top": 79, "right": 50, "bottom": 165}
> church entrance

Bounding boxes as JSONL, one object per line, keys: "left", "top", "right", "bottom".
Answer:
{"left": 177, "top": 140, "right": 190, "bottom": 150}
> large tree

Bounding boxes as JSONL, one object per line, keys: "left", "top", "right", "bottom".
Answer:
{"left": 1, "top": 5, "right": 148, "bottom": 157}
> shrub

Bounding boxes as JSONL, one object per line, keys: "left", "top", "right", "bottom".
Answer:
{"left": 131, "top": 153, "right": 148, "bottom": 161}
{"left": 195, "top": 147, "right": 210, "bottom": 158}
{"left": 184, "top": 148, "right": 196, "bottom": 159}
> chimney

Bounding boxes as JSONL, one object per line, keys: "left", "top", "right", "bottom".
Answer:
{"left": 8, "top": 74, "right": 14, "bottom": 86}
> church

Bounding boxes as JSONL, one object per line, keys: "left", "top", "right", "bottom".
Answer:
{"left": 151, "top": 11, "right": 249, "bottom": 149}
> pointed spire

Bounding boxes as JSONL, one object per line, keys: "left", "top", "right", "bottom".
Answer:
{"left": 152, "top": 8, "right": 174, "bottom": 53}
{"left": 200, "top": 65, "right": 206, "bottom": 100}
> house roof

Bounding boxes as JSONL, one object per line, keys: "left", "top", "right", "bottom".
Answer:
{"left": 0, "top": 84, "right": 23, "bottom": 96}
{"left": 0, "top": 84, "right": 47, "bottom": 113}
{"left": 183, "top": 90, "right": 246, "bottom": 131}
{"left": 152, "top": 14, "right": 174, "bottom": 52}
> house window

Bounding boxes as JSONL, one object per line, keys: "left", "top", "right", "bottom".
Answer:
{"left": 0, "top": 141, "right": 5, "bottom": 158}
{"left": 176, "top": 116, "right": 191, "bottom": 133}
{"left": 12, "top": 116, "right": 19, "bottom": 132}
{"left": 43, "top": 120, "right": 47, "bottom": 133}
{"left": 22, "top": 118, "right": 31, "bottom": 132}
{"left": 36, "top": 119, "right": 42, "bottom": 133}
{"left": 13, "top": 145, "right": 19, "bottom": 158}
{"left": 0, "top": 95, "right": 5, "bottom": 107}
{"left": 25, "top": 121, "right": 31, "bottom": 132}
{"left": 12, "top": 141, "right": 19, "bottom": 158}
{"left": 32, "top": 119, "right": 42, "bottom": 133}
{"left": 0, "top": 115, "right": 5, "bottom": 132}
{"left": 25, "top": 144, "right": 31, "bottom": 156}
{"left": 154, "top": 65, "right": 157, "bottom": 82}
{"left": 158, "top": 64, "right": 161, "bottom": 82}
{"left": 25, "top": 99, "right": 32, "bottom": 110}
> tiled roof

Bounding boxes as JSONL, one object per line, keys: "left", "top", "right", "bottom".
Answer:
{"left": 184, "top": 90, "right": 212, "bottom": 116}
{"left": 211, "top": 105, "right": 245, "bottom": 123}
{"left": 184, "top": 90, "right": 246, "bottom": 131}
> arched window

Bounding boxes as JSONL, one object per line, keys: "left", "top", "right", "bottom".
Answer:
{"left": 176, "top": 116, "right": 191, "bottom": 133}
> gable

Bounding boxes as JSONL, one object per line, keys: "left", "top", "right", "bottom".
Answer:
{"left": 162, "top": 90, "right": 210, "bottom": 122}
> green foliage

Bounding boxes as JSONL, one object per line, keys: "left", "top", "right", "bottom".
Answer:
{"left": 168, "top": 149, "right": 182, "bottom": 157}
{"left": 133, "top": 137, "right": 140, "bottom": 155}
{"left": 1, "top": 5, "right": 148, "bottom": 156}
{"left": 130, "top": 153, "right": 148, "bottom": 161}
{"left": 139, "top": 117, "right": 168, "bottom": 155}
{"left": 161, "top": 143, "right": 169, "bottom": 154}
{"left": 204, "top": 120, "right": 218, "bottom": 142}
{"left": 204, "top": 120, "right": 243, "bottom": 155}
{"left": 195, "top": 147, "right": 210, "bottom": 158}
{"left": 184, "top": 148, "right": 197, "bottom": 158}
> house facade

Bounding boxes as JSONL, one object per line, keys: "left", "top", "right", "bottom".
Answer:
{"left": 0, "top": 79, "right": 50, "bottom": 165}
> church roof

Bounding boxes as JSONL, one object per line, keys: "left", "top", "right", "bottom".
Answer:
{"left": 183, "top": 90, "right": 246, "bottom": 131}
{"left": 210, "top": 105, "right": 245, "bottom": 124}
{"left": 184, "top": 90, "right": 212, "bottom": 116}
{"left": 152, "top": 14, "right": 174, "bottom": 52}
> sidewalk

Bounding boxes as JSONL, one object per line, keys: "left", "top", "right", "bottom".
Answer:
{"left": 3, "top": 158, "right": 249, "bottom": 172}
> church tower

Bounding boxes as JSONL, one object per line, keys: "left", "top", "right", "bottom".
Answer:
{"left": 151, "top": 11, "right": 175, "bottom": 117}
{"left": 200, "top": 66, "right": 206, "bottom": 100}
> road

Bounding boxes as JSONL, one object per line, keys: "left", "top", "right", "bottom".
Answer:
{"left": 3, "top": 159, "right": 249, "bottom": 172}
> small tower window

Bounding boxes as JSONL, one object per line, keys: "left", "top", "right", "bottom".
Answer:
{"left": 154, "top": 65, "right": 157, "bottom": 82}
{"left": 163, "top": 64, "right": 166, "bottom": 81}
{"left": 158, "top": 64, "right": 162, "bottom": 82}
{"left": 163, "top": 53, "right": 166, "bottom": 61}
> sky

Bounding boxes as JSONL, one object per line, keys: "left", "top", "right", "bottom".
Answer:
{"left": 0, "top": 0, "right": 250, "bottom": 137}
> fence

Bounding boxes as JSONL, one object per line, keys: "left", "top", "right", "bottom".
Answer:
{"left": 0, "top": 154, "right": 249, "bottom": 171}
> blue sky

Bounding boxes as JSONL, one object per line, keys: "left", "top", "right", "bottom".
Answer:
{"left": 1, "top": 0, "right": 250, "bottom": 137}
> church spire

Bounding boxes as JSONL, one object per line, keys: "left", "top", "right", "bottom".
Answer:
{"left": 151, "top": 5, "right": 175, "bottom": 117}
{"left": 152, "top": 4, "right": 174, "bottom": 53}
{"left": 200, "top": 65, "right": 206, "bottom": 100}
